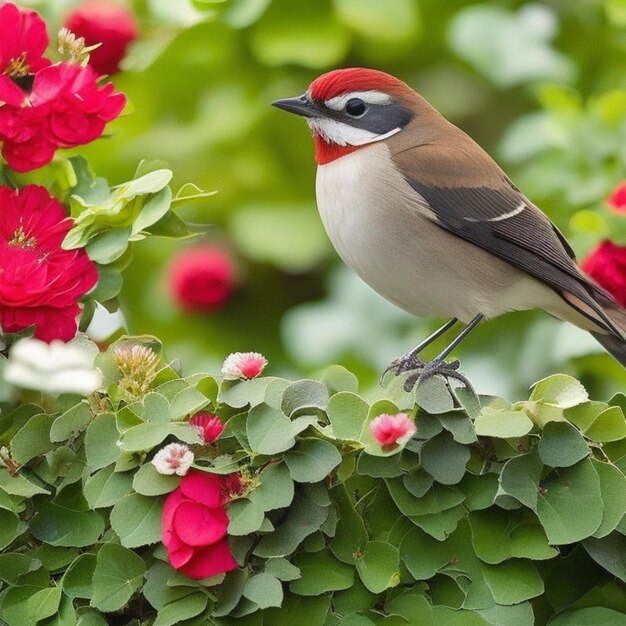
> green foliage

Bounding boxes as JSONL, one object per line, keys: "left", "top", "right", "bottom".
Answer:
{"left": 2, "top": 351, "right": 626, "bottom": 624}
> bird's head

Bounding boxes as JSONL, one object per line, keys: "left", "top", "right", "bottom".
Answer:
{"left": 273, "top": 68, "right": 420, "bottom": 165}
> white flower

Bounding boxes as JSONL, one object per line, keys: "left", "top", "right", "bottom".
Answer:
{"left": 221, "top": 352, "right": 267, "bottom": 380}
{"left": 151, "top": 443, "right": 194, "bottom": 476}
{"left": 3, "top": 335, "right": 102, "bottom": 396}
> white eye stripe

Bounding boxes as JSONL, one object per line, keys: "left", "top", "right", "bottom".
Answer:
{"left": 324, "top": 90, "right": 393, "bottom": 111}
{"left": 307, "top": 117, "right": 401, "bottom": 147}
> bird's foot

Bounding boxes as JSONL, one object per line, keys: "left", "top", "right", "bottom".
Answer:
{"left": 402, "top": 358, "right": 474, "bottom": 393}
{"left": 380, "top": 351, "right": 427, "bottom": 385}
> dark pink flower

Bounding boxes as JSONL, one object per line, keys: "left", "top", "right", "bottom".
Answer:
{"left": 0, "top": 185, "right": 98, "bottom": 342}
{"left": 581, "top": 240, "right": 626, "bottom": 308}
{"left": 162, "top": 470, "right": 237, "bottom": 580}
{"left": 189, "top": 411, "right": 224, "bottom": 444}
{"left": 64, "top": 0, "right": 138, "bottom": 75}
{"left": 221, "top": 352, "right": 267, "bottom": 380}
{"left": 168, "top": 246, "right": 236, "bottom": 312}
{"left": 608, "top": 182, "right": 626, "bottom": 213}
{"left": 370, "top": 413, "right": 415, "bottom": 449}
{"left": 0, "top": 3, "right": 50, "bottom": 75}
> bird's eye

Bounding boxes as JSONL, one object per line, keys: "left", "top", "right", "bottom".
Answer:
{"left": 345, "top": 98, "right": 367, "bottom": 117}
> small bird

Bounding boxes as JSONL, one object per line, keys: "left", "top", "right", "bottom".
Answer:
{"left": 273, "top": 68, "right": 626, "bottom": 390}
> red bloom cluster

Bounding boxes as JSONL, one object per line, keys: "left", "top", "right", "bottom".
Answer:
{"left": 162, "top": 470, "right": 238, "bottom": 580}
{"left": 64, "top": 0, "right": 138, "bottom": 76}
{"left": 168, "top": 245, "right": 236, "bottom": 312}
{"left": 189, "top": 411, "right": 225, "bottom": 444}
{"left": 0, "top": 3, "right": 126, "bottom": 172}
{"left": 581, "top": 240, "right": 626, "bottom": 308}
{"left": 0, "top": 185, "right": 98, "bottom": 342}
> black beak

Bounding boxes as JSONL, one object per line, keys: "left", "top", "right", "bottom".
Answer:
{"left": 272, "top": 95, "right": 319, "bottom": 118}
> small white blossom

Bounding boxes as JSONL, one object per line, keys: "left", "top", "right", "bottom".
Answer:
{"left": 4, "top": 335, "right": 102, "bottom": 396}
{"left": 221, "top": 352, "right": 267, "bottom": 380}
{"left": 151, "top": 443, "right": 194, "bottom": 476}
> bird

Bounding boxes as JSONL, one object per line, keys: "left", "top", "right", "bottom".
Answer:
{"left": 272, "top": 67, "right": 626, "bottom": 391}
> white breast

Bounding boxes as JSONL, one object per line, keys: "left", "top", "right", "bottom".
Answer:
{"left": 315, "top": 143, "right": 559, "bottom": 323}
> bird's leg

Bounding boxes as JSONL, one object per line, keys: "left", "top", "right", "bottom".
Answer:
{"left": 402, "top": 314, "right": 484, "bottom": 392}
{"left": 381, "top": 318, "right": 458, "bottom": 384}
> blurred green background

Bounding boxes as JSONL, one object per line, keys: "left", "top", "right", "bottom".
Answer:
{"left": 39, "top": 0, "right": 626, "bottom": 398}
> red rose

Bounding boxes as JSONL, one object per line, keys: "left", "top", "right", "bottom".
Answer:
{"left": 581, "top": 240, "right": 626, "bottom": 308}
{"left": 608, "top": 182, "right": 626, "bottom": 213}
{"left": 162, "top": 470, "right": 237, "bottom": 580}
{"left": 0, "top": 185, "right": 98, "bottom": 342}
{"left": 64, "top": 0, "right": 138, "bottom": 76}
{"left": 168, "top": 246, "right": 236, "bottom": 312}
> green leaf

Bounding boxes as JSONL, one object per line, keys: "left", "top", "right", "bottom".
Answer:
{"left": 420, "top": 432, "right": 470, "bottom": 485}
{"left": 228, "top": 499, "right": 265, "bottom": 535}
{"left": 11, "top": 414, "right": 54, "bottom": 465}
{"left": 247, "top": 403, "right": 296, "bottom": 454}
{"left": 26, "top": 585, "right": 62, "bottom": 623}
{"left": 0, "top": 554, "right": 40, "bottom": 585}
{"left": 50, "top": 403, "right": 94, "bottom": 442}
{"left": 264, "top": 558, "right": 301, "bottom": 582}
{"left": 584, "top": 533, "right": 626, "bottom": 583}
{"left": 249, "top": 462, "right": 294, "bottom": 511}
{"left": 110, "top": 493, "right": 164, "bottom": 548}
{"left": 481, "top": 559, "right": 543, "bottom": 605}
{"left": 529, "top": 374, "right": 588, "bottom": 408}
{"left": 243, "top": 573, "right": 283, "bottom": 609}
{"left": 132, "top": 462, "right": 180, "bottom": 496}
{"left": 469, "top": 509, "right": 557, "bottom": 564}
{"left": 153, "top": 589, "right": 209, "bottom": 626}
{"left": 281, "top": 379, "right": 329, "bottom": 416}
{"left": 0, "top": 509, "right": 19, "bottom": 550}
{"left": 84, "top": 465, "right": 133, "bottom": 508}
{"left": 254, "top": 490, "right": 329, "bottom": 558}
{"left": 320, "top": 365, "right": 359, "bottom": 395}
{"left": 91, "top": 544, "right": 146, "bottom": 612}
{"left": 63, "top": 554, "right": 96, "bottom": 599}
{"left": 85, "top": 413, "right": 120, "bottom": 470}
{"left": 537, "top": 459, "right": 603, "bottom": 544}
{"left": 355, "top": 541, "right": 400, "bottom": 593}
{"left": 415, "top": 375, "right": 455, "bottom": 414}
{"left": 285, "top": 438, "right": 341, "bottom": 483}
{"left": 591, "top": 459, "right": 626, "bottom": 538}
{"left": 499, "top": 447, "right": 543, "bottom": 510}
{"left": 329, "top": 483, "right": 368, "bottom": 564}
{"left": 289, "top": 551, "right": 354, "bottom": 595}
{"left": 538, "top": 421, "right": 590, "bottom": 467}
{"left": 432, "top": 606, "right": 490, "bottom": 625}
{"left": 326, "top": 392, "right": 369, "bottom": 440}
{"left": 547, "top": 607, "right": 626, "bottom": 626}
{"left": 584, "top": 407, "right": 626, "bottom": 443}
{"left": 474, "top": 409, "right": 533, "bottom": 439}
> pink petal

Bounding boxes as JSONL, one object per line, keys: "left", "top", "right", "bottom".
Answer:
{"left": 180, "top": 469, "right": 223, "bottom": 508}
{"left": 173, "top": 501, "right": 228, "bottom": 547}
{"left": 177, "top": 537, "right": 238, "bottom": 580}
{"left": 166, "top": 531, "right": 194, "bottom": 569}
{"left": 162, "top": 489, "right": 185, "bottom": 547}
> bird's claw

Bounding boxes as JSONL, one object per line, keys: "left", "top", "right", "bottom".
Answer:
{"left": 382, "top": 355, "right": 474, "bottom": 395}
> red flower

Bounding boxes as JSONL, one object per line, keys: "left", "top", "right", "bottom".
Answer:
{"left": 0, "top": 185, "right": 98, "bottom": 342}
{"left": 0, "top": 62, "right": 126, "bottom": 172}
{"left": 0, "top": 3, "right": 50, "bottom": 75}
{"left": 162, "top": 470, "right": 237, "bottom": 580}
{"left": 189, "top": 411, "right": 225, "bottom": 444}
{"left": 370, "top": 413, "right": 416, "bottom": 449}
{"left": 64, "top": 0, "right": 138, "bottom": 76}
{"left": 581, "top": 240, "right": 626, "bottom": 308}
{"left": 608, "top": 182, "right": 626, "bottom": 213}
{"left": 168, "top": 246, "right": 236, "bottom": 312}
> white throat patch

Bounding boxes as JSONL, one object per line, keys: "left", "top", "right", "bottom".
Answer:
{"left": 307, "top": 117, "right": 402, "bottom": 147}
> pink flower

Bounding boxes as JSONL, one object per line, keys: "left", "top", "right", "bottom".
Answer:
{"left": 64, "top": 0, "right": 138, "bottom": 75}
{"left": 0, "top": 185, "right": 98, "bottom": 342}
{"left": 221, "top": 352, "right": 267, "bottom": 380}
{"left": 189, "top": 411, "right": 224, "bottom": 444}
{"left": 162, "top": 470, "right": 237, "bottom": 580}
{"left": 151, "top": 443, "right": 194, "bottom": 476}
{"left": 168, "top": 245, "right": 236, "bottom": 313}
{"left": 581, "top": 240, "right": 626, "bottom": 308}
{"left": 370, "top": 413, "right": 416, "bottom": 449}
{"left": 608, "top": 182, "right": 626, "bottom": 213}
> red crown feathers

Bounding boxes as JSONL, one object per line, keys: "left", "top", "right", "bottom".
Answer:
{"left": 309, "top": 68, "right": 412, "bottom": 102}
